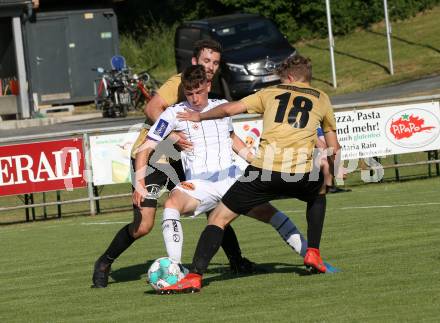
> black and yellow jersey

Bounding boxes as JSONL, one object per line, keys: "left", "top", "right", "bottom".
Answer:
{"left": 240, "top": 82, "right": 337, "bottom": 173}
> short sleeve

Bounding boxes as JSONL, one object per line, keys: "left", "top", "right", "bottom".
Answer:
{"left": 156, "top": 74, "right": 184, "bottom": 106}
{"left": 147, "top": 107, "right": 177, "bottom": 142}
{"left": 320, "top": 94, "right": 337, "bottom": 132}
{"left": 240, "top": 92, "right": 264, "bottom": 114}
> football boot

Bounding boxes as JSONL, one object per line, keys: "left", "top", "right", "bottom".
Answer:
{"left": 229, "top": 256, "right": 257, "bottom": 275}
{"left": 304, "top": 248, "right": 327, "bottom": 274}
{"left": 92, "top": 257, "right": 111, "bottom": 288}
{"left": 158, "top": 273, "right": 202, "bottom": 294}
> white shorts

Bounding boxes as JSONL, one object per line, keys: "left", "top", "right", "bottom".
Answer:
{"left": 173, "top": 175, "right": 237, "bottom": 216}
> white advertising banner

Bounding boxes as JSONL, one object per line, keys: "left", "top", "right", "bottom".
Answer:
{"left": 90, "top": 132, "right": 139, "bottom": 185}
{"left": 335, "top": 101, "right": 440, "bottom": 160}
{"left": 232, "top": 119, "right": 263, "bottom": 170}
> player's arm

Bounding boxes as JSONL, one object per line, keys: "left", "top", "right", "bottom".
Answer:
{"left": 177, "top": 101, "right": 248, "bottom": 122}
{"left": 230, "top": 132, "right": 254, "bottom": 163}
{"left": 144, "top": 75, "right": 192, "bottom": 150}
{"left": 323, "top": 130, "right": 341, "bottom": 176}
{"left": 132, "top": 139, "right": 157, "bottom": 207}
{"left": 315, "top": 127, "right": 327, "bottom": 150}
{"left": 145, "top": 96, "right": 192, "bottom": 150}
{"left": 144, "top": 94, "right": 169, "bottom": 122}
{"left": 320, "top": 94, "right": 341, "bottom": 176}
{"left": 133, "top": 109, "right": 177, "bottom": 206}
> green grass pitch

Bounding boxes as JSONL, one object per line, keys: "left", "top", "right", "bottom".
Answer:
{"left": 1, "top": 178, "right": 439, "bottom": 322}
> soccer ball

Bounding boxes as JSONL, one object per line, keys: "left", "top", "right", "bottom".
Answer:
{"left": 147, "top": 257, "right": 187, "bottom": 290}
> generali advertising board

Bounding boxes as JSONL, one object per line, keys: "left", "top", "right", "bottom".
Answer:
{"left": 0, "top": 138, "right": 86, "bottom": 196}
{"left": 335, "top": 101, "right": 440, "bottom": 160}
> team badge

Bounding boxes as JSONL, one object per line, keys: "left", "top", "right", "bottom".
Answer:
{"left": 179, "top": 181, "right": 195, "bottom": 190}
{"left": 192, "top": 123, "right": 199, "bottom": 130}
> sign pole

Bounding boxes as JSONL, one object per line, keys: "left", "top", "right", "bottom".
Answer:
{"left": 325, "top": 0, "right": 337, "bottom": 88}
{"left": 83, "top": 133, "right": 96, "bottom": 216}
{"left": 384, "top": 0, "right": 394, "bottom": 75}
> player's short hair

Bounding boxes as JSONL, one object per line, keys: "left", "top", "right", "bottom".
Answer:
{"left": 182, "top": 65, "right": 207, "bottom": 90}
{"left": 193, "top": 39, "right": 223, "bottom": 59}
{"left": 276, "top": 54, "right": 312, "bottom": 83}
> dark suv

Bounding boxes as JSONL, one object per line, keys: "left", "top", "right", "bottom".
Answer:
{"left": 175, "top": 14, "right": 296, "bottom": 99}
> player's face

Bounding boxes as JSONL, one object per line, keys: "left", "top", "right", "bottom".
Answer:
{"left": 184, "top": 81, "right": 210, "bottom": 111}
{"left": 192, "top": 49, "right": 221, "bottom": 81}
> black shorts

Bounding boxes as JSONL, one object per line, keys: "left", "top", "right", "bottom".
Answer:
{"left": 131, "top": 158, "right": 185, "bottom": 208}
{"left": 222, "top": 165, "right": 324, "bottom": 215}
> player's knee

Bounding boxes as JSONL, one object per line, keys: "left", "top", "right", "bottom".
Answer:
{"left": 131, "top": 207, "right": 156, "bottom": 238}
{"left": 208, "top": 205, "right": 237, "bottom": 228}
{"left": 247, "top": 203, "right": 277, "bottom": 223}
{"left": 164, "top": 193, "right": 178, "bottom": 209}
{"left": 132, "top": 221, "right": 154, "bottom": 238}
{"left": 164, "top": 190, "right": 186, "bottom": 210}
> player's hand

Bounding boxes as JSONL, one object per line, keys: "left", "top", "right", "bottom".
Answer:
{"left": 177, "top": 109, "right": 201, "bottom": 122}
{"left": 132, "top": 184, "right": 147, "bottom": 207}
{"left": 169, "top": 131, "right": 193, "bottom": 151}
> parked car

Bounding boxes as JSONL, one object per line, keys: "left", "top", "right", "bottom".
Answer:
{"left": 175, "top": 13, "right": 296, "bottom": 100}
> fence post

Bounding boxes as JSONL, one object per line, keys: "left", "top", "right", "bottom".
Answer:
{"left": 83, "top": 133, "right": 96, "bottom": 216}
{"left": 93, "top": 185, "right": 101, "bottom": 214}
{"left": 42, "top": 192, "right": 47, "bottom": 219}
{"left": 436, "top": 151, "right": 440, "bottom": 176}
{"left": 393, "top": 155, "right": 400, "bottom": 181}
{"left": 25, "top": 194, "right": 29, "bottom": 222}
{"left": 30, "top": 193, "right": 36, "bottom": 220}
{"left": 56, "top": 191, "right": 62, "bottom": 218}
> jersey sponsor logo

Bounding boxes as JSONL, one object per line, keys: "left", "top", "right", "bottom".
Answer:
{"left": 179, "top": 181, "right": 195, "bottom": 191}
{"left": 153, "top": 119, "right": 169, "bottom": 138}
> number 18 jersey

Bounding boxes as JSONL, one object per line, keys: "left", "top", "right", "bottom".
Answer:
{"left": 240, "top": 82, "right": 337, "bottom": 173}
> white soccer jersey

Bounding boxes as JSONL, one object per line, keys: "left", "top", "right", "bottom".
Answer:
{"left": 147, "top": 99, "right": 236, "bottom": 181}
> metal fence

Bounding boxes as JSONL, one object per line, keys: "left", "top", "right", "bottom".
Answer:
{"left": 1, "top": 94, "right": 439, "bottom": 220}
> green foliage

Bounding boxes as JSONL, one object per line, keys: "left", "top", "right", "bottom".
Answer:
{"left": 217, "top": 0, "right": 440, "bottom": 42}
{"left": 119, "top": 23, "right": 177, "bottom": 81}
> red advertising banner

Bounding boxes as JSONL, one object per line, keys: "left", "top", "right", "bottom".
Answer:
{"left": 0, "top": 138, "right": 86, "bottom": 196}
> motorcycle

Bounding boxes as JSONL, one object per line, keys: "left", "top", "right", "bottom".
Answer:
{"left": 94, "top": 56, "right": 161, "bottom": 118}
{"left": 128, "top": 65, "right": 162, "bottom": 112}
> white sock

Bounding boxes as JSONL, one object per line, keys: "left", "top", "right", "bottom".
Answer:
{"left": 270, "top": 211, "right": 307, "bottom": 257}
{"left": 162, "top": 208, "right": 183, "bottom": 263}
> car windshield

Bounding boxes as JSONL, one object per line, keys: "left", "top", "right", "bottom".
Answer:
{"left": 213, "top": 19, "right": 285, "bottom": 50}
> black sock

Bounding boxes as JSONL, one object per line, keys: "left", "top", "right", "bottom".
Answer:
{"left": 306, "top": 195, "right": 326, "bottom": 249}
{"left": 191, "top": 225, "right": 224, "bottom": 275}
{"left": 100, "top": 224, "right": 136, "bottom": 265}
{"left": 221, "top": 225, "right": 243, "bottom": 262}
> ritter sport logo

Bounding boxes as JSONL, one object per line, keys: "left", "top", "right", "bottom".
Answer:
{"left": 385, "top": 108, "right": 440, "bottom": 149}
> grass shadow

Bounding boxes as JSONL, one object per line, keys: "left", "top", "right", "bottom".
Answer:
{"left": 110, "top": 260, "right": 310, "bottom": 290}
{"left": 366, "top": 30, "right": 440, "bottom": 54}
{"left": 306, "top": 43, "right": 391, "bottom": 74}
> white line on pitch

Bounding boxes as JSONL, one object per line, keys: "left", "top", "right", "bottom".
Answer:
{"left": 81, "top": 222, "right": 129, "bottom": 225}
{"left": 284, "top": 201, "right": 440, "bottom": 213}
{"left": 81, "top": 217, "right": 203, "bottom": 225}
{"left": 81, "top": 201, "right": 440, "bottom": 225}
